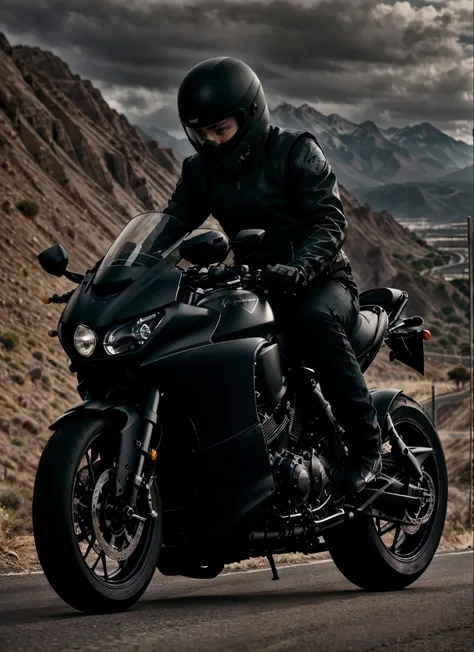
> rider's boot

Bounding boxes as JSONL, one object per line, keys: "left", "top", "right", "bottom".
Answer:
{"left": 343, "top": 427, "right": 383, "bottom": 496}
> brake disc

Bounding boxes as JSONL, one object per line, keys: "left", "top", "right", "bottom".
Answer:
{"left": 91, "top": 468, "right": 145, "bottom": 561}
{"left": 402, "top": 470, "right": 435, "bottom": 534}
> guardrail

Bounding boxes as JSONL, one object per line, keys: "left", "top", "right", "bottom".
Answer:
{"left": 424, "top": 352, "right": 471, "bottom": 367}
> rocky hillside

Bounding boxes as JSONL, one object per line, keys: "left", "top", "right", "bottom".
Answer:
{"left": 0, "top": 31, "right": 181, "bottom": 507}
{"left": 0, "top": 33, "right": 469, "bottom": 530}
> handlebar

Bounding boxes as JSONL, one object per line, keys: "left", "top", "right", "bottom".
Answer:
{"left": 182, "top": 265, "right": 264, "bottom": 292}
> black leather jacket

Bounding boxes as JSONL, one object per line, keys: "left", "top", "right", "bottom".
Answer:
{"left": 164, "top": 125, "right": 349, "bottom": 283}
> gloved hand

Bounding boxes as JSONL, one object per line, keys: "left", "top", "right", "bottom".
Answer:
{"left": 262, "top": 264, "right": 307, "bottom": 293}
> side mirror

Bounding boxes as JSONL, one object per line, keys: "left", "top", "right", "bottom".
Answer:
{"left": 231, "top": 229, "right": 265, "bottom": 258}
{"left": 179, "top": 230, "right": 229, "bottom": 266}
{"left": 37, "top": 244, "right": 69, "bottom": 277}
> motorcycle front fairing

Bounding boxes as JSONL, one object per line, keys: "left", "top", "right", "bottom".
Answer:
{"left": 61, "top": 264, "right": 182, "bottom": 330}
{"left": 53, "top": 211, "right": 276, "bottom": 543}
{"left": 57, "top": 212, "right": 189, "bottom": 360}
{"left": 142, "top": 336, "right": 276, "bottom": 542}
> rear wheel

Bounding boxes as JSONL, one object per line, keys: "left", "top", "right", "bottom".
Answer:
{"left": 325, "top": 394, "right": 447, "bottom": 590}
{"left": 33, "top": 417, "right": 162, "bottom": 613}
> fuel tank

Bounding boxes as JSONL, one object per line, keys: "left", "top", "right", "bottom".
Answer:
{"left": 197, "top": 288, "right": 275, "bottom": 342}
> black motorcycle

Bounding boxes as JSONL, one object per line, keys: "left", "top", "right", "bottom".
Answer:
{"left": 33, "top": 211, "right": 447, "bottom": 614}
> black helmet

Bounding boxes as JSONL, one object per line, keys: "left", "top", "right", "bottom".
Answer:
{"left": 178, "top": 57, "right": 270, "bottom": 172}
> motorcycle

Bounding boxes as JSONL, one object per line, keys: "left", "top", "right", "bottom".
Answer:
{"left": 33, "top": 211, "right": 448, "bottom": 614}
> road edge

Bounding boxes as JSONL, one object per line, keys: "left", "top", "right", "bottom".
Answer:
{"left": 1, "top": 549, "right": 471, "bottom": 578}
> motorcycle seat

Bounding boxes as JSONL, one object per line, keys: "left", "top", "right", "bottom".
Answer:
{"left": 349, "top": 306, "right": 388, "bottom": 372}
{"left": 358, "top": 287, "right": 407, "bottom": 325}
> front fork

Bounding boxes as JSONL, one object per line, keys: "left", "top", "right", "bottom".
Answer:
{"left": 123, "top": 387, "right": 161, "bottom": 520}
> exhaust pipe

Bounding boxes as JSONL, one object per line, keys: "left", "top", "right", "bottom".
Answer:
{"left": 249, "top": 508, "right": 351, "bottom": 542}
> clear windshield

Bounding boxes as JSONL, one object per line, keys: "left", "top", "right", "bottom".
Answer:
{"left": 98, "top": 212, "right": 190, "bottom": 271}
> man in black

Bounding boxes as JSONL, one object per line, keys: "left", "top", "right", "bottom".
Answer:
{"left": 164, "top": 56, "right": 382, "bottom": 496}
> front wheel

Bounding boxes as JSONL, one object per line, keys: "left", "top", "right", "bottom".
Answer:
{"left": 325, "top": 393, "right": 448, "bottom": 590}
{"left": 33, "top": 417, "right": 162, "bottom": 613}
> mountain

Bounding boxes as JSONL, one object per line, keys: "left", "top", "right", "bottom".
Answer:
{"left": 0, "top": 31, "right": 181, "bottom": 500}
{"left": 439, "top": 164, "right": 473, "bottom": 183}
{"left": 0, "top": 33, "right": 468, "bottom": 540}
{"left": 387, "top": 123, "right": 473, "bottom": 170}
{"left": 270, "top": 103, "right": 472, "bottom": 190}
{"left": 136, "top": 125, "right": 193, "bottom": 160}
{"left": 353, "top": 181, "right": 473, "bottom": 221}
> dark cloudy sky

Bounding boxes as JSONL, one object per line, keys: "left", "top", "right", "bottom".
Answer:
{"left": 1, "top": 0, "right": 472, "bottom": 143}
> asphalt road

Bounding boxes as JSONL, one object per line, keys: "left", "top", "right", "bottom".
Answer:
{"left": 0, "top": 552, "right": 472, "bottom": 652}
{"left": 421, "top": 387, "right": 470, "bottom": 410}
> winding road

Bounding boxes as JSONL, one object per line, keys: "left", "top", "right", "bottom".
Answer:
{"left": 0, "top": 551, "right": 472, "bottom": 651}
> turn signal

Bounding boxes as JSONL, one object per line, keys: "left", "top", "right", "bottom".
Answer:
{"left": 150, "top": 449, "right": 157, "bottom": 461}
{"left": 42, "top": 297, "right": 50, "bottom": 304}
{"left": 48, "top": 330, "right": 58, "bottom": 338}
{"left": 423, "top": 329, "right": 431, "bottom": 340}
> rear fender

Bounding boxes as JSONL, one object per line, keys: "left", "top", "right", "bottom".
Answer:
{"left": 370, "top": 388, "right": 403, "bottom": 436}
{"left": 49, "top": 400, "right": 142, "bottom": 498}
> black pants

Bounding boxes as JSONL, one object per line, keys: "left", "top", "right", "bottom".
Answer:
{"left": 271, "top": 276, "right": 381, "bottom": 447}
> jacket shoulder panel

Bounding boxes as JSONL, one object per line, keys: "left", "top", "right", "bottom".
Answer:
{"left": 293, "top": 139, "right": 327, "bottom": 175}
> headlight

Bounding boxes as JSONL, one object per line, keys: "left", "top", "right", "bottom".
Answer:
{"left": 73, "top": 324, "right": 97, "bottom": 357}
{"left": 104, "top": 311, "right": 165, "bottom": 356}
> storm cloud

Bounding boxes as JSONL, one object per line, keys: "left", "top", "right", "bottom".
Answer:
{"left": 0, "top": 0, "right": 472, "bottom": 141}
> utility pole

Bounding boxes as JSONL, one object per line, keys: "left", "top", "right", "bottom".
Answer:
{"left": 468, "top": 215, "right": 473, "bottom": 536}
{"left": 431, "top": 383, "right": 436, "bottom": 427}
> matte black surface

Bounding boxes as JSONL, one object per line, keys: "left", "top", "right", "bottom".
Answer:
{"left": 349, "top": 306, "right": 389, "bottom": 373}
{"left": 359, "top": 286, "right": 408, "bottom": 325}
{"left": 179, "top": 230, "right": 229, "bottom": 266}
{"left": 148, "top": 337, "right": 275, "bottom": 534}
{"left": 61, "top": 265, "right": 182, "bottom": 332}
{"left": 37, "top": 244, "right": 68, "bottom": 277}
{"left": 0, "top": 553, "right": 471, "bottom": 651}
{"left": 255, "top": 342, "right": 285, "bottom": 410}
{"left": 47, "top": 399, "right": 143, "bottom": 499}
{"left": 231, "top": 228, "right": 266, "bottom": 258}
{"left": 197, "top": 288, "right": 274, "bottom": 341}
{"left": 369, "top": 388, "right": 403, "bottom": 430}
{"left": 386, "top": 316, "right": 426, "bottom": 376}
{"left": 139, "top": 302, "right": 220, "bottom": 363}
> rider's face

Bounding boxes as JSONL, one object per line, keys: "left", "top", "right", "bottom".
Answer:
{"left": 201, "top": 116, "right": 239, "bottom": 144}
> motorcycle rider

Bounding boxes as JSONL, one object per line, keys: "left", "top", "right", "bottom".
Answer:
{"left": 163, "top": 57, "right": 382, "bottom": 496}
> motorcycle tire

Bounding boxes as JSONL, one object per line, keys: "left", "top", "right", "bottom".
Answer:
{"left": 33, "top": 416, "right": 162, "bottom": 613}
{"left": 325, "top": 393, "right": 448, "bottom": 591}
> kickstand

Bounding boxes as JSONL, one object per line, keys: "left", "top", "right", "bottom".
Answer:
{"left": 267, "top": 554, "right": 280, "bottom": 581}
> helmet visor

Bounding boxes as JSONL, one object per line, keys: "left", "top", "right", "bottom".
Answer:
{"left": 182, "top": 110, "right": 246, "bottom": 148}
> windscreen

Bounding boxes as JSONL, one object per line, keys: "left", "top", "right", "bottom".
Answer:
{"left": 98, "top": 212, "right": 190, "bottom": 271}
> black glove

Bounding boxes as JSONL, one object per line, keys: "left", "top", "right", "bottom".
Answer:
{"left": 262, "top": 264, "right": 307, "bottom": 293}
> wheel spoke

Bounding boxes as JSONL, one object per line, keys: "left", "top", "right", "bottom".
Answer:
{"left": 83, "top": 535, "right": 96, "bottom": 561}
{"left": 380, "top": 521, "right": 398, "bottom": 537}
{"left": 101, "top": 551, "right": 109, "bottom": 580}
{"left": 90, "top": 551, "right": 101, "bottom": 572}
{"left": 391, "top": 524, "right": 402, "bottom": 551}
{"left": 86, "top": 450, "right": 96, "bottom": 484}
